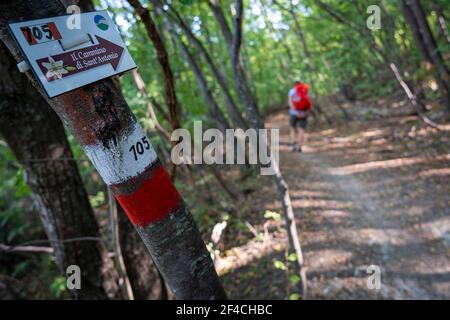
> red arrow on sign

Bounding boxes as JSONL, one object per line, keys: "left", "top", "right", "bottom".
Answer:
{"left": 36, "top": 36, "right": 124, "bottom": 82}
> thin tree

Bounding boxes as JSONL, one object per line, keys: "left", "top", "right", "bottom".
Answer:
{"left": 401, "top": 0, "right": 450, "bottom": 111}
{"left": 272, "top": 0, "right": 335, "bottom": 123}
{"left": 209, "top": 0, "right": 307, "bottom": 298}
{"left": 430, "top": 0, "right": 450, "bottom": 44}
{"left": 127, "top": 0, "right": 181, "bottom": 131}
{"left": 154, "top": 0, "right": 250, "bottom": 129}
{"left": 314, "top": 0, "right": 442, "bottom": 129}
{"left": 116, "top": 198, "right": 168, "bottom": 299}
{"left": 131, "top": 69, "right": 171, "bottom": 141}
{"left": 174, "top": 32, "right": 231, "bottom": 130}
{"left": 208, "top": 0, "right": 263, "bottom": 128}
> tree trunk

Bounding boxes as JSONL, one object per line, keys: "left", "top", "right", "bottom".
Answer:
{"left": 127, "top": 0, "right": 180, "bottom": 131}
{"left": 208, "top": 0, "right": 233, "bottom": 48}
{"left": 117, "top": 203, "right": 167, "bottom": 299}
{"left": 212, "top": 0, "right": 307, "bottom": 298}
{"left": 0, "top": 0, "right": 225, "bottom": 300}
{"left": 273, "top": 0, "right": 334, "bottom": 124}
{"left": 107, "top": 188, "right": 134, "bottom": 300}
{"left": 431, "top": 1, "right": 450, "bottom": 44}
{"left": 402, "top": 0, "right": 450, "bottom": 111}
{"left": 157, "top": 0, "right": 249, "bottom": 129}
{"left": 175, "top": 33, "right": 231, "bottom": 131}
{"left": 0, "top": 43, "right": 121, "bottom": 299}
{"left": 314, "top": 0, "right": 441, "bottom": 127}
{"left": 209, "top": 0, "right": 263, "bottom": 128}
{"left": 60, "top": 0, "right": 95, "bottom": 11}
{"left": 131, "top": 69, "right": 171, "bottom": 141}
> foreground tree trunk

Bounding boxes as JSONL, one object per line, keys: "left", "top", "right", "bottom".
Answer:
{"left": 0, "top": 43, "right": 121, "bottom": 299}
{"left": 0, "top": 0, "right": 225, "bottom": 300}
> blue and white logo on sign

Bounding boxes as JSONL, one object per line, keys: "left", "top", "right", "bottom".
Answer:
{"left": 94, "top": 15, "right": 109, "bottom": 31}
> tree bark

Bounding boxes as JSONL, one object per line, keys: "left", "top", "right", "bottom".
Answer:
{"left": 127, "top": 0, "right": 181, "bottom": 131}
{"left": 273, "top": 0, "right": 335, "bottom": 124}
{"left": 209, "top": 0, "right": 263, "bottom": 128}
{"left": 431, "top": 1, "right": 450, "bottom": 44}
{"left": 175, "top": 33, "right": 231, "bottom": 131}
{"left": 208, "top": 0, "right": 233, "bottom": 48}
{"left": 212, "top": 0, "right": 307, "bottom": 298}
{"left": 59, "top": 0, "right": 95, "bottom": 12}
{"left": 107, "top": 188, "right": 134, "bottom": 300}
{"left": 0, "top": 43, "right": 121, "bottom": 299}
{"left": 156, "top": 0, "right": 249, "bottom": 129}
{"left": 401, "top": 0, "right": 450, "bottom": 111}
{"left": 117, "top": 203, "right": 167, "bottom": 299}
{"left": 131, "top": 69, "right": 171, "bottom": 141}
{"left": 314, "top": 0, "right": 442, "bottom": 127}
{"left": 0, "top": 0, "right": 225, "bottom": 300}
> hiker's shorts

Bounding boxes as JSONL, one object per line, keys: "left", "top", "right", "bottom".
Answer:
{"left": 289, "top": 115, "right": 308, "bottom": 129}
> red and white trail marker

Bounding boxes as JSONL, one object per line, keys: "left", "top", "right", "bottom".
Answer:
{"left": 84, "top": 121, "right": 158, "bottom": 185}
{"left": 8, "top": 11, "right": 136, "bottom": 98}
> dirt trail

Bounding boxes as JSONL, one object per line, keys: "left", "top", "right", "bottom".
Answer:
{"left": 267, "top": 111, "right": 450, "bottom": 299}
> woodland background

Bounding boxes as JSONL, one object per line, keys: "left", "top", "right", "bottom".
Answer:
{"left": 0, "top": 0, "right": 449, "bottom": 299}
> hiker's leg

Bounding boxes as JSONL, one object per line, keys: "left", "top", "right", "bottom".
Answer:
{"left": 290, "top": 126, "right": 298, "bottom": 145}
{"left": 297, "top": 118, "right": 308, "bottom": 150}
{"left": 289, "top": 115, "right": 298, "bottom": 145}
{"left": 298, "top": 127, "right": 305, "bottom": 147}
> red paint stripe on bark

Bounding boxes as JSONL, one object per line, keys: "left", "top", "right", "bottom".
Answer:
{"left": 115, "top": 165, "right": 180, "bottom": 226}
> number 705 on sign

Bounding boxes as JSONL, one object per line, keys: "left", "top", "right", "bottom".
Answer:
{"left": 20, "top": 22, "right": 62, "bottom": 45}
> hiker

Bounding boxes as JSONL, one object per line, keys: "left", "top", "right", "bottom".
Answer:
{"left": 288, "top": 81, "right": 312, "bottom": 152}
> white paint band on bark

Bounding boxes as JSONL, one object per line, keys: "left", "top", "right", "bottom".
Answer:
{"left": 84, "top": 122, "right": 157, "bottom": 185}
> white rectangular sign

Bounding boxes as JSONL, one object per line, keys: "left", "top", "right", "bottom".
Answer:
{"left": 8, "top": 11, "right": 136, "bottom": 98}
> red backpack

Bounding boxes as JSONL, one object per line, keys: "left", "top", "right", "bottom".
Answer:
{"left": 292, "top": 83, "right": 312, "bottom": 111}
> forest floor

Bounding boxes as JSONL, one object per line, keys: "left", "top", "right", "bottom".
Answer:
{"left": 215, "top": 103, "right": 450, "bottom": 299}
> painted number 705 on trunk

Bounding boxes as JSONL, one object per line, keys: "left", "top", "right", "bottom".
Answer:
{"left": 129, "top": 136, "right": 150, "bottom": 161}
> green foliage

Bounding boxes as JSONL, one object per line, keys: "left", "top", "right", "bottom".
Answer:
{"left": 234, "top": 218, "right": 247, "bottom": 232}
{"left": 180, "top": 0, "right": 194, "bottom": 5}
{"left": 264, "top": 210, "right": 281, "bottom": 221}
{"left": 50, "top": 276, "right": 67, "bottom": 299}
{"left": 273, "top": 259, "right": 287, "bottom": 270}
{"left": 289, "top": 293, "right": 301, "bottom": 300}
{"left": 11, "top": 261, "right": 30, "bottom": 278}
{"left": 0, "top": 147, "right": 35, "bottom": 244}
{"left": 89, "top": 191, "right": 105, "bottom": 208}
{"left": 289, "top": 274, "right": 300, "bottom": 285}
{"left": 287, "top": 252, "right": 297, "bottom": 262}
